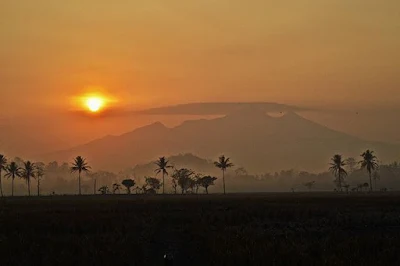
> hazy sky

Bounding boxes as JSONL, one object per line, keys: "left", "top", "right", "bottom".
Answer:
{"left": 1, "top": 0, "right": 400, "bottom": 156}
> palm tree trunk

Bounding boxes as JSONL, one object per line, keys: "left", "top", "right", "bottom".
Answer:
{"left": 28, "top": 178, "right": 30, "bottom": 196}
{"left": 205, "top": 186, "right": 208, "bottom": 194}
{"left": 162, "top": 172, "right": 165, "bottom": 194}
{"left": 37, "top": 179, "right": 40, "bottom": 196}
{"left": 338, "top": 172, "right": 342, "bottom": 192}
{"left": 222, "top": 169, "right": 226, "bottom": 194}
{"left": 11, "top": 177, "right": 14, "bottom": 197}
{"left": 369, "top": 171, "right": 372, "bottom": 192}
{"left": 78, "top": 171, "right": 81, "bottom": 195}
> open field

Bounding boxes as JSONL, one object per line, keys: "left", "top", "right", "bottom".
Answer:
{"left": 1, "top": 193, "right": 400, "bottom": 265}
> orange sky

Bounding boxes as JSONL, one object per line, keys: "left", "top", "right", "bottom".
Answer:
{"left": 1, "top": 0, "right": 400, "bottom": 157}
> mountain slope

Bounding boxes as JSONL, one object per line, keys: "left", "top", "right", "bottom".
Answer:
{"left": 42, "top": 108, "right": 399, "bottom": 172}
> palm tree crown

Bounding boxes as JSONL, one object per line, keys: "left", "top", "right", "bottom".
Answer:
{"left": 154, "top": 156, "right": 172, "bottom": 194}
{"left": 329, "top": 154, "right": 347, "bottom": 191}
{"left": 22, "top": 161, "right": 36, "bottom": 196}
{"left": 214, "top": 155, "right": 234, "bottom": 194}
{"left": 70, "top": 156, "right": 91, "bottom": 195}
{"left": 359, "top": 150, "right": 379, "bottom": 191}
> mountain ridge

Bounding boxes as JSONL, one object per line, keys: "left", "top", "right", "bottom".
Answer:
{"left": 40, "top": 109, "right": 398, "bottom": 172}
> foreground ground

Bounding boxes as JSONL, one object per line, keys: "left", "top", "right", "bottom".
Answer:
{"left": 1, "top": 193, "right": 400, "bottom": 265}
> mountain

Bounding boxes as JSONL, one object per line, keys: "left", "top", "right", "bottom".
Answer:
{"left": 133, "top": 102, "right": 309, "bottom": 115}
{"left": 41, "top": 107, "right": 399, "bottom": 172}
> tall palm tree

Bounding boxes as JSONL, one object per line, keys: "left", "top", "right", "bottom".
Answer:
{"left": 154, "top": 157, "right": 173, "bottom": 194}
{"left": 0, "top": 155, "right": 7, "bottom": 197}
{"left": 214, "top": 155, "right": 234, "bottom": 194}
{"left": 21, "top": 161, "right": 36, "bottom": 196}
{"left": 70, "top": 156, "right": 91, "bottom": 195}
{"left": 329, "top": 154, "right": 347, "bottom": 192}
{"left": 5, "top": 162, "right": 22, "bottom": 196}
{"left": 35, "top": 165, "right": 45, "bottom": 196}
{"left": 359, "top": 150, "right": 379, "bottom": 192}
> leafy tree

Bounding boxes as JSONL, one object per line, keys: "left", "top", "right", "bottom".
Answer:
{"left": 172, "top": 168, "right": 195, "bottom": 194}
{"left": 122, "top": 179, "right": 135, "bottom": 194}
{"left": 214, "top": 155, "right": 234, "bottom": 194}
{"left": 154, "top": 157, "right": 173, "bottom": 194}
{"left": 112, "top": 183, "right": 121, "bottom": 194}
{"left": 345, "top": 157, "right": 357, "bottom": 174}
{"left": 303, "top": 181, "right": 315, "bottom": 192}
{"left": 373, "top": 170, "right": 380, "bottom": 191}
{"left": 0, "top": 154, "right": 7, "bottom": 197}
{"left": 98, "top": 186, "right": 109, "bottom": 195}
{"left": 22, "top": 161, "right": 36, "bottom": 196}
{"left": 329, "top": 154, "right": 347, "bottom": 192}
{"left": 35, "top": 164, "right": 45, "bottom": 196}
{"left": 144, "top": 177, "right": 162, "bottom": 194}
{"left": 197, "top": 175, "right": 217, "bottom": 194}
{"left": 171, "top": 178, "right": 178, "bottom": 194}
{"left": 5, "top": 161, "right": 22, "bottom": 196}
{"left": 235, "top": 167, "right": 248, "bottom": 176}
{"left": 359, "top": 150, "right": 379, "bottom": 192}
{"left": 70, "top": 156, "right": 91, "bottom": 195}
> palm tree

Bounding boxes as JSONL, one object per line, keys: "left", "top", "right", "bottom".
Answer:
{"left": 329, "top": 154, "right": 347, "bottom": 192}
{"left": 154, "top": 157, "right": 173, "bottom": 194}
{"left": 359, "top": 150, "right": 379, "bottom": 192}
{"left": 70, "top": 156, "right": 91, "bottom": 195}
{"left": 35, "top": 165, "right": 45, "bottom": 196}
{"left": 0, "top": 155, "right": 7, "bottom": 197}
{"left": 214, "top": 155, "right": 234, "bottom": 194}
{"left": 5, "top": 162, "right": 22, "bottom": 196}
{"left": 21, "top": 161, "right": 36, "bottom": 196}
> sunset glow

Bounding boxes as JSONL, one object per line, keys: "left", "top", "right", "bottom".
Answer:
{"left": 85, "top": 97, "right": 104, "bottom": 112}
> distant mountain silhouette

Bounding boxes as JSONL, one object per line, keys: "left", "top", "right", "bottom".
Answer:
{"left": 42, "top": 107, "right": 399, "bottom": 172}
{"left": 133, "top": 102, "right": 309, "bottom": 115}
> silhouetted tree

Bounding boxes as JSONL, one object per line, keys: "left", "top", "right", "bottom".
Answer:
{"left": 214, "top": 155, "right": 234, "bottom": 194}
{"left": 112, "top": 183, "right": 121, "bottom": 194}
{"left": 35, "top": 164, "right": 45, "bottom": 196}
{"left": 144, "top": 177, "right": 162, "bottom": 194}
{"left": 154, "top": 157, "right": 173, "bottom": 194}
{"left": 303, "top": 181, "right": 315, "bottom": 192}
{"left": 172, "top": 168, "right": 195, "bottom": 194}
{"left": 5, "top": 161, "right": 22, "bottom": 196}
{"left": 359, "top": 150, "right": 379, "bottom": 192}
{"left": 329, "top": 154, "right": 347, "bottom": 192}
{"left": 122, "top": 179, "right": 135, "bottom": 194}
{"left": 70, "top": 156, "right": 91, "bottom": 195}
{"left": 345, "top": 157, "right": 357, "bottom": 174}
{"left": 0, "top": 154, "right": 7, "bottom": 197}
{"left": 235, "top": 167, "right": 248, "bottom": 176}
{"left": 197, "top": 175, "right": 217, "bottom": 194}
{"left": 373, "top": 170, "right": 380, "bottom": 191}
{"left": 98, "top": 186, "right": 109, "bottom": 195}
{"left": 22, "top": 161, "right": 36, "bottom": 196}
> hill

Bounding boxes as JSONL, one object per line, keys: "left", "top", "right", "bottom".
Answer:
{"left": 41, "top": 107, "right": 399, "bottom": 172}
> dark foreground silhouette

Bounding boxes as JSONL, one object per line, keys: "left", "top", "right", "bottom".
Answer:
{"left": 1, "top": 193, "right": 400, "bottom": 265}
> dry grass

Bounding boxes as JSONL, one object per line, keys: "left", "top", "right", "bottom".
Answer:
{"left": 1, "top": 193, "right": 400, "bottom": 265}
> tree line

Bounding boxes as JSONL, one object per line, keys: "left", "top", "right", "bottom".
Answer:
{"left": 0, "top": 154, "right": 231, "bottom": 196}
{"left": 0, "top": 150, "right": 398, "bottom": 196}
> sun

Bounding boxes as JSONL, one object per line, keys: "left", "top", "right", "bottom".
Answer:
{"left": 85, "top": 97, "right": 105, "bottom": 112}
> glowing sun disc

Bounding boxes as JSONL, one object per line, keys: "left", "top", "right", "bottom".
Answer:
{"left": 86, "top": 97, "right": 104, "bottom": 112}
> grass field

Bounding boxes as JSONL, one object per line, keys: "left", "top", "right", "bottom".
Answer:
{"left": 1, "top": 193, "right": 400, "bottom": 265}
